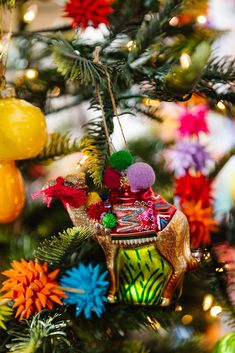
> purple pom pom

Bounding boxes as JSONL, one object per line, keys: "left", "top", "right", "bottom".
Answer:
{"left": 127, "top": 162, "right": 156, "bottom": 192}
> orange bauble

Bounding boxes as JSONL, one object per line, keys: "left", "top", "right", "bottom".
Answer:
{"left": 0, "top": 161, "right": 25, "bottom": 224}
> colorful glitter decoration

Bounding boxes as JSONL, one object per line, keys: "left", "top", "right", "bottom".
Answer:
{"left": 36, "top": 152, "right": 198, "bottom": 307}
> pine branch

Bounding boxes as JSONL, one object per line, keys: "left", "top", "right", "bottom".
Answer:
{"left": 120, "top": 341, "right": 149, "bottom": 353}
{"left": 53, "top": 39, "right": 107, "bottom": 85}
{"left": 6, "top": 311, "right": 69, "bottom": 353}
{"left": 209, "top": 147, "right": 235, "bottom": 179}
{"left": 128, "top": 0, "right": 184, "bottom": 62}
{"left": 80, "top": 97, "right": 114, "bottom": 187}
{"left": 204, "top": 56, "right": 235, "bottom": 83}
{"left": 34, "top": 226, "right": 91, "bottom": 268}
{"left": 35, "top": 132, "right": 79, "bottom": 163}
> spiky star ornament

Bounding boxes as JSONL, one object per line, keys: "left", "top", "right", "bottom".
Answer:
{"left": 64, "top": 0, "right": 114, "bottom": 30}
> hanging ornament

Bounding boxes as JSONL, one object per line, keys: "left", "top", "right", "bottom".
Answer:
{"left": 0, "top": 97, "right": 47, "bottom": 161}
{"left": 34, "top": 151, "right": 198, "bottom": 308}
{"left": 212, "top": 333, "right": 235, "bottom": 353}
{"left": 64, "top": 0, "right": 114, "bottom": 30}
{"left": 0, "top": 161, "right": 25, "bottom": 224}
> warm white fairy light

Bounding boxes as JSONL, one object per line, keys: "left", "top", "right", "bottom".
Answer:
{"left": 217, "top": 100, "right": 226, "bottom": 110}
{"left": 180, "top": 53, "right": 191, "bottom": 69}
{"left": 26, "top": 68, "right": 38, "bottom": 80}
{"left": 126, "top": 40, "right": 136, "bottom": 51}
{"left": 197, "top": 15, "right": 207, "bottom": 24}
{"left": 175, "top": 305, "right": 183, "bottom": 312}
{"left": 169, "top": 16, "right": 179, "bottom": 26}
{"left": 203, "top": 294, "right": 214, "bottom": 311}
{"left": 23, "top": 4, "right": 38, "bottom": 23}
{"left": 210, "top": 305, "right": 222, "bottom": 317}
{"left": 181, "top": 314, "right": 193, "bottom": 325}
{"left": 143, "top": 98, "right": 160, "bottom": 107}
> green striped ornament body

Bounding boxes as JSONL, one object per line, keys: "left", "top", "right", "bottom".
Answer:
{"left": 213, "top": 333, "right": 235, "bottom": 353}
{"left": 115, "top": 244, "right": 171, "bottom": 305}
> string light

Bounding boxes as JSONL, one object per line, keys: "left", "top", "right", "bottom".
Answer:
{"left": 76, "top": 154, "right": 88, "bottom": 169}
{"left": 210, "top": 305, "right": 222, "bottom": 317}
{"left": 181, "top": 314, "right": 193, "bottom": 325}
{"left": 169, "top": 16, "right": 179, "bottom": 26}
{"left": 126, "top": 40, "right": 136, "bottom": 51}
{"left": 143, "top": 98, "right": 160, "bottom": 107}
{"left": 175, "top": 305, "right": 183, "bottom": 312}
{"left": 147, "top": 316, "right": 161, "bottom": 330}
{"left": 25, "top": 68, "right": 38, "bottom": 80}
{"left": 23, "top": 4, "right": 38, "bottom": 23}
{"left": 203, "top": 294, "right": 214, "bottom": 311}
{"left": 217, "top": 100, "right": 226, "bottom": 110}
{"left": 215, "top": 267, "right": 224, "bottom": 272}
{"left": 197, "top": 15, "right": 207, "bottom": 24}
{"left": 180, "top": 53, "right": 191, "bottom": 69}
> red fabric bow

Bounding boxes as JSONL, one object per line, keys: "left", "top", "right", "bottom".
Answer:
{"left": 32, "top": 176, "right": 87, "bottom": 209}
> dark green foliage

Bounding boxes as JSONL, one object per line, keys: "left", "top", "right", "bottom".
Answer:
{"left": 53, "top": 39, "right": 107, "bottom": 85}
{"left": 34, "top": 226, "right": 92, "bottom": 268}
{"left": 6, "top": 311, "right": 69, "bottom": 353}
{"left": 35, "top": 132, "right": 79, "bottom": 163}
{"left": 80, "top": 102, "right": 114, "bottom": 187}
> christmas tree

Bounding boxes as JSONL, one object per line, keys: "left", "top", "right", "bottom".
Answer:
{"left": 0, "top": 0, "right": 234, "bottom": 352}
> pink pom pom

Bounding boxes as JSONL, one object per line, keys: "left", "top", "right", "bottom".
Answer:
{"left": 127, "top": 162, "right": 156, "bottom": 192}
{"left": 103, "top": 167, "right": 121, "bottom": 189}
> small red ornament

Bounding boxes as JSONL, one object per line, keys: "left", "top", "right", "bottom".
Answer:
{"left": 87, "top": 202, "right": 105, "bottom": 221}
{"left": 64, "top": 0, "right": 113, "bottom": 30}
{"left": 103, "top": 167, "right": 121, "bottom": 189}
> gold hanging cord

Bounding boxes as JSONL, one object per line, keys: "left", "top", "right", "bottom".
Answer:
{"left": 93, "top": 47, "right": 129, "bottom": 155}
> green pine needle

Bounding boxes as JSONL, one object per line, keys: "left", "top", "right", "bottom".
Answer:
{"left": 121, "top": 341, "right": 150, "bottom": 353}
{"left": 53, "top": 39, "right": 107, "bottom": 85}
{"left": 35, "top": 132, "right": 79, "bottom": 163}
{"left": 34, "top": 226, "right": 92, "bottom": 267}
{"left": 0, "top": 297, "right": 12, "bottom": 330}
{"left": 6, "top": 311, "right": 69, "bottom": 353}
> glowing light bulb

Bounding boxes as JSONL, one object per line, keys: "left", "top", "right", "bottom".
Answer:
{"left": 126, "top": 40, "right": 136, "bottom": 51}
{"left": 76, "top": 154, "right": 88, "bottom": 169}
{"left": 169, "top": 16, "right": 179, "bottom": 26}
{"left": 217, "top": 101, "right": 226, "bottom": 110}
{"left": 203, "top": 294, "right": 214, "bottom": 311}
{"left": 181, "top": 314, "right": 193, "bottom": 325}
{"left": 197, "top": 15, "right": 207, "bottom": 24}
{"left": 175, "top": 305, "right": 183, "bottom": 312}
{"left": 23, "top": 4, "right": 38, "bottom": 23}
{"left": 180, "top": 53, "right": 191, "bottom": 69}
{"left": 143, "top": 98, "right": 160, "bottom": 107}
{"left": 26, "top": 69, "right": 38, "bottom": 80}
{"left": 0, "top": 41, "right": 3, "bottom": 53}
{"left": 210, "top": 306, "right": 222, "bottom": 317}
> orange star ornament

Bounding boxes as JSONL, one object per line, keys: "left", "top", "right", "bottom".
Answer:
{"left": 1, "top": 259, "right": 66, "bottom": 320}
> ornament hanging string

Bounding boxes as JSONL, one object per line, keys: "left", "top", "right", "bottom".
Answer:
{"left": 0, "top": 2, "right": 14, "bottom": 88}
{"left": 93, "top": 48, "right": 114, "bottom": 155}
{"left": 105, "top": 68, "right": 129, "bottom": 151}
{"left": 4, "top": 9, "right": 13, "bottom": 76}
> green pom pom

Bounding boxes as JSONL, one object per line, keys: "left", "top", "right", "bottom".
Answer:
{"left": 102, "top": 213, "right": 117, "bottom": 228}
{"left": 109, "top": 150, "right": 133, "bottom": 171}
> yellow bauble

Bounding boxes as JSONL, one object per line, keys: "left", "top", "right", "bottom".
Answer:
{"left": 0, "top": 98, "right": 47, "bottom": 160}
{"left": 0, "top": 161, "right": 25, "bottom": 224}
